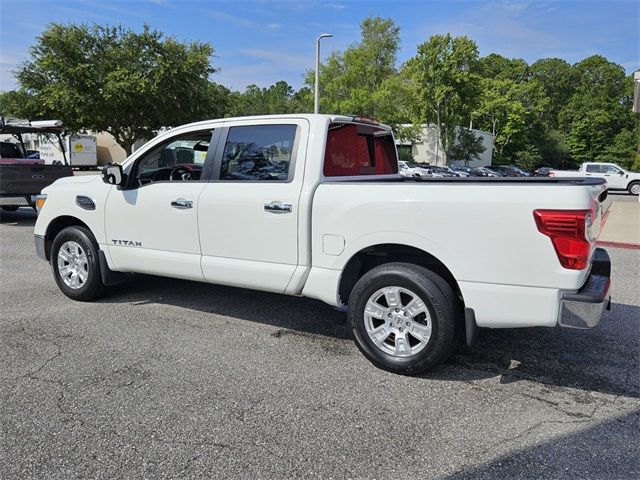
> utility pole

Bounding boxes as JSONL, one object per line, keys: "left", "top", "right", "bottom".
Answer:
{"left": 314, "top": 33, "right": 333, "bottom": 114}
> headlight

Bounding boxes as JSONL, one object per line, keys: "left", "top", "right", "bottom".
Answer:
{"left": 35, "top": 194, "right": 47, "bottom": 213}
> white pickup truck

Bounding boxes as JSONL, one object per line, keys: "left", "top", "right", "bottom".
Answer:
{"left": 551, "top": 162, "right": 640, "bottom": 195}
{"left": 34, "top": 114, "right": 612, "bottom": 374}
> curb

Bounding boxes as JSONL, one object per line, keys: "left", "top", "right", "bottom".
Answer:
{"left": 597, "top": 240, "right": 640, "bottom": 251}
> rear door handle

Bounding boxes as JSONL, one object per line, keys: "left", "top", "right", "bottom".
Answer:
{"left": 264, "top": 201, "right": 292, "bottom": 213}
{"left": 171, "top": 198, "right": 193, "bottom": 209}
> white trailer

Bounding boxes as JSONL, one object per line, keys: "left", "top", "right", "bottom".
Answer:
{"left": 37, "top": 134, "right": 97, "bottom": 169}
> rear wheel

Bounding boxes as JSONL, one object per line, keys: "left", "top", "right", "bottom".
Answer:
{"left": 628, "top": 181, "right": 640, "bottom": 196}
{"left": 51, "top": 226, "right": 105, "bottom": 301}
{"left": 348, "top": 262, "right": 460, "bottom": 374}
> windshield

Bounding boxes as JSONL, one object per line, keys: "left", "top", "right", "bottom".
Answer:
{"left": 404, "top": 161, "right": 415, "bottom": 168}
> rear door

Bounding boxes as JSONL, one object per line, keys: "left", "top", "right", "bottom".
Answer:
{"left": 198, "top": 118, "right": 309, "bottom": 293}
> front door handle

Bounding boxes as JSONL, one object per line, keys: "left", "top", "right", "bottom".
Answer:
{"left": 264, "top": 201, "right": 292, "bottom": 213}
{"left": 171, "top": 198, "right": 193, "bottom": 209}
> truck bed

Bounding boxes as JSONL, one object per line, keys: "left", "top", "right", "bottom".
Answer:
{"left": 338, "top": 176, "right": 607, "bottom": 186}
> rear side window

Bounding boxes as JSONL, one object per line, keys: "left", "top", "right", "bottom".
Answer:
{"left": 586, "top": 165, "right": 602, "bottom": 173}
{"left": 220, "top": 124, "right": 298, "bottom": 181}
{"left": 323, "top": 123, "right": 398, "bottom": 177}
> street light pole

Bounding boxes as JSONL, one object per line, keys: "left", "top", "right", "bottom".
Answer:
{"left": 314, "top": 33, "right": 333, "bottom": 114}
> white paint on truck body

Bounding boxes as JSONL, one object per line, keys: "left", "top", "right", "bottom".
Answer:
{"left": 35, "top": 114, "right": 608, "bottom": 330}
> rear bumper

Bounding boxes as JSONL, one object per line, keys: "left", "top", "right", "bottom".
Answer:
{"left": 558, "top": 248, "right": 611, "bottom": 329}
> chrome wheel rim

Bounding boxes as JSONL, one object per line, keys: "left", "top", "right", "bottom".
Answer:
{"left": 57, "top": 241, "right": 89, "bottom": 289}
{"left": 364, "top": 286, "right": 432, "bottom": 357}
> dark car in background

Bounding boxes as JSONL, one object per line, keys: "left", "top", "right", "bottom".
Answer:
{"left": 451, "top": 165, "right": 491, "bottom": 177}
{"left": 0, "top": 118, "right": 73, "bottom": 211}
{"left": 431, "top": 166, "right": 459, "bottom": 177}
{"left": 488, "top": 165, "right": 532, "bottom": 177}
{"left": 534, "top": 167, "right": 552, "bottom": 176}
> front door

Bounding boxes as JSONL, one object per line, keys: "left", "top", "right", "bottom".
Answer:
{"left": 602, "top": 164, "right": 627, "bottom": 189}
{"left": 198, "top": 119, "right": 308, "bottom": 292}
{"left": 105, "top": 129, "right": 215, "bottom": 280}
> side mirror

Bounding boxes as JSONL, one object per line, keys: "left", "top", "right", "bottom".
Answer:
{"left": 102, "top": 163, "right": 125, "bottom": 187}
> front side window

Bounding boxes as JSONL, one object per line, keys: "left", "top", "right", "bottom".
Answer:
{"left": 134, "top": 131, "right": 212, "bottom": 185}
{"left": 219, "top": 124, "right": 298, "bottom": 181}
{"left": 604, "top": 165, "right": 622, "bottom": 174}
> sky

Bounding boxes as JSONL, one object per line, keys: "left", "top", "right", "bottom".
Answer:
{"left": 0, "top": 0, "right": 638, "bottom": 92}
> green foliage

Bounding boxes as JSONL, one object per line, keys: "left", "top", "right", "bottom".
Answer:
{"left": 513, "top": 145, "right": 543, "bottom": 171}
{"left": 305, "top": 16, "right": 401, "bottom": 120}
{"left": 448, "top": 128, "right": 486, "bottom": 165}
{"left": 10, "top": 23, "right": 217, "bottom": 154}
{"left": 475, "top": 77, "right": 548, "bottom": 161}
{"left": 529, "top": 58, "right": 573, "bottom": 127}
{"left": 228, "top": 81, "right": 308, "bottom": 117}
{"left": 477, "top": 53, "right": 529, "bottom": 83}
{"left": 396, "top": 146, "right": 414, "bottom": 162}
{"left": 597, "top": 128, "right": 640, "bottom": 169}
{"left": 405, "top": 33, "right": 481, "bottom": 162}
{"left": 2, "top": 17, "right": 637, "bottom": 168}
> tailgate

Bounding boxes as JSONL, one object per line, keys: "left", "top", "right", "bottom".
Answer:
{"left": 588, "top": 182, "right": 609, "bottom": 243}
{"left": 0, "top": 164, "right": 74, "bottom": 196}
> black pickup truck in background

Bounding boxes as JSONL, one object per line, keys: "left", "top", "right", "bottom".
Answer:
{"left": 0, "top": 118, "right": 74, "bottom": 211}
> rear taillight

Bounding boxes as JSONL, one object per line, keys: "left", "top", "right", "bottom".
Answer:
{"left": 533, "top": 209, "right": 592, "bottom": 270}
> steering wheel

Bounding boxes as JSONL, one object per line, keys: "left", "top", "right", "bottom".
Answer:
{"left": 169, "top": 166, "right": 192, "bottom": 181}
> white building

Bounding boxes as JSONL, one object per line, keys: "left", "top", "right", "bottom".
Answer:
{"left": 396, "top": 124, "right": 494, "bottom": 167}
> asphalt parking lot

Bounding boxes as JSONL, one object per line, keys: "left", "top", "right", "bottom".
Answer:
{"left": 1, "top": 203, "right": 638, "bottom": 479}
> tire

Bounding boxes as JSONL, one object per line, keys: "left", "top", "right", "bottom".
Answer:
{"left": 628, "top": 181, "right": 640, "bottom": 196}
{"left": 1, "top": 206, "right": 19, "bottom": 212}
{"left": 348, "top": 262, "right": 461, "bottom": 375}
{"left": 51, "top": 226, "right": 105, "bottom": 301}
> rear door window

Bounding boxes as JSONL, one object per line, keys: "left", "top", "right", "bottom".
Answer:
{"left": 324, "top": 123, "right": 398, "bottom": 177}
{"left": 586, "top": 165, "right": 603, "bottom": 173}
{"left": 219, "top": 124, "right": 298, "bottom": 181}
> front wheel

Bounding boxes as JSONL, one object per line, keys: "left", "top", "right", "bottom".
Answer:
{"left": 348, "top": 262, "right": 461, "bottom": 375}
{"left": 628, "top": 181, "right": 640, "bottom": 196}
{"left": 51, "top": 226, "right": 105, "bottom": 301}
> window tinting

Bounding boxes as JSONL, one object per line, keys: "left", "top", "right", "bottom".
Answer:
{"left": 220, "top": 125, "right": 298, "bottom": 181}
{"left": 586, "top": 165, "right": 602, "bottom": 173}
{"left": 323, "top": 123, "right": 398, "bottom": 177}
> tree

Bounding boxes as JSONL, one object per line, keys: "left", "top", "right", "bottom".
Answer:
{"left": 475, "top": 77, "right": 548, "bottom": 162}
{"left": 448, "top": 128, "right": 486, "bottom": 165}
{"left": 529, "top": 58, "right": 573, "bottom": 128}
{"left": 596, "top": 128, "right": 639, "bottom": 169}
{"left": 477, "top": 53, "right": 529, "bottom": 83}
{"left": 560, "top": 56, "right": 636, "bottom": 163}
{"left": 227, "top": 80, "right": 300, "bottom": 116}
{"left": 405, "top": 34, "right": 481, "bottom": 163}
{"left": 307, "top": 16, "right": 401, "bottom": 119}
{"left": 513, "top": 144, "right": 543, "bottom": 171}
{"left": 11, "top": 23, "right": 217, "bottom": 154}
